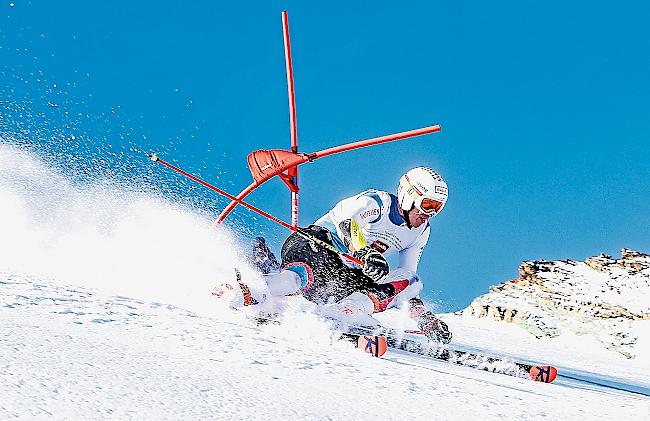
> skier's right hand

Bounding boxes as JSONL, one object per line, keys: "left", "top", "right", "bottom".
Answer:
{"left": 353, "top": 246, "right": 389, "bottom": 282}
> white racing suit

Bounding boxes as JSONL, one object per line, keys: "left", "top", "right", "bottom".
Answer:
{"left": 262, "top": 190, "right": 433, "bottom": 321}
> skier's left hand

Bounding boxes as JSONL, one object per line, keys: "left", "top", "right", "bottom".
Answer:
{"left": 338, "top": 219, "right": 367, "bottom": 252}
{"left": 418, "top": 312, "right": 452, "bottom": 344}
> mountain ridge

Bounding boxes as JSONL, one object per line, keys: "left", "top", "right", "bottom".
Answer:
{"left": 462, "top": 248, "right": 650, "bottom": 358}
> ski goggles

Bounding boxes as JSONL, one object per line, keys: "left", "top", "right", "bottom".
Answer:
{"left": 417, "top": 197, "right": 445, "bottom": 215}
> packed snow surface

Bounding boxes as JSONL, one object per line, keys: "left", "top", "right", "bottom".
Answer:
{"left": 1, "top": 145, "right": 649, "bottom": 419}
{"left": 2, "top": 276, "right": 649, "bottom": 420}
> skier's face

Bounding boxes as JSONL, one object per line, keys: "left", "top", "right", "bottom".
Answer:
{"left": 408, "top": 207, "right": 431, "bottom": 228}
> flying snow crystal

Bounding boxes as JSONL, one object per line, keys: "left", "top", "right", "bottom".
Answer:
{"left": 0, "top": 144, "right": 262, "bottom": 312}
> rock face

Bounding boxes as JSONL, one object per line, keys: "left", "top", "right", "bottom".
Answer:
{"left": 462, "top": 248, "right": 650, "bottom": 358}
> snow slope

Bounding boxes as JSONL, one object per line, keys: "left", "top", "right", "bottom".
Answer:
{"left": 2, "top": 275, "right": 649, "bottom": 420}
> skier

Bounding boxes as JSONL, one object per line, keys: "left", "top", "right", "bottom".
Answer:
{"left": 219, "top": 167, "right": 452, "bottom": 344}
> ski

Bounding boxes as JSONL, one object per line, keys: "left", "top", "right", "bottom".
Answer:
{"left": 249, "top": 312, "right": 556, "bottom": 381}
{"left": 371, "top": 327, "right": 557, "bottom": 383}
{"left": 393, "top": 334, "right": 557, "bottom": 383}
{"left": 327, "top": 321, "right": 557, "bottom": 383}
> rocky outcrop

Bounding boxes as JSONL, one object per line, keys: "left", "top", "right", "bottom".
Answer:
{"left": 463, "top": 249, "right": 650, "bottom": 358}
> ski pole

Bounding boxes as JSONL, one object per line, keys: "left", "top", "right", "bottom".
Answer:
{"left": 147, "top": 153, "right": 364, "bottom": 266}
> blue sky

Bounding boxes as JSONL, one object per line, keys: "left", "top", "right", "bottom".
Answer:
{"left": 2, "top": 1, "right": 649, "bottom": 310}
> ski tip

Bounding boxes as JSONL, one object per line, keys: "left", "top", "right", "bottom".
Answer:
{"left": 357, "top": 335, "right": 388, "bottom": 357}
{"left": 528, "top": 365, "right": 558, "bottom": 383}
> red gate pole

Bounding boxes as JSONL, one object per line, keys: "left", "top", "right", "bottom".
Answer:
{"left": 282, "top": 11, "right": 300, "bottom": 228}
{"left": 310, "top": 125, "right": 441, "bottom": 159}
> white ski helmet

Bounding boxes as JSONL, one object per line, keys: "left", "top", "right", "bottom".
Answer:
{"left": 397, "top": 167, "right": 448, "bottom": 216}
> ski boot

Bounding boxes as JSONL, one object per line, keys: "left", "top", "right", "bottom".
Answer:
{"left": 211, "top": 268, "right": 262, "bottom": 307}
{"left": 418, "top": 311, "right": 452, "bottom": 344}
{"left": 248, "top": 236, "right": 280, "bottom": 274}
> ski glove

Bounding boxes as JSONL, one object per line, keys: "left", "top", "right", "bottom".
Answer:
{"left": 353, "top": 246, "right": 389, "bottom": 282}
{"left": 418, "top": 311, "right": 452, "bottom": 344}
{"left": 339, "top": 219, "right": 353, "bottom": 248}
{"left": 338, "top": 219, "right": 367, "bottom": 252}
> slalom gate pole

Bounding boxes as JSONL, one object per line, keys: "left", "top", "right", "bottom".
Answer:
{"left": 310, "top": 125, "right": 441, "bottom": 160}
{"left": 147, "top": 153, "right": 364, "bottom": 266}
{"left": 282, "top": 11, "right": 300, "bottom": 228}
